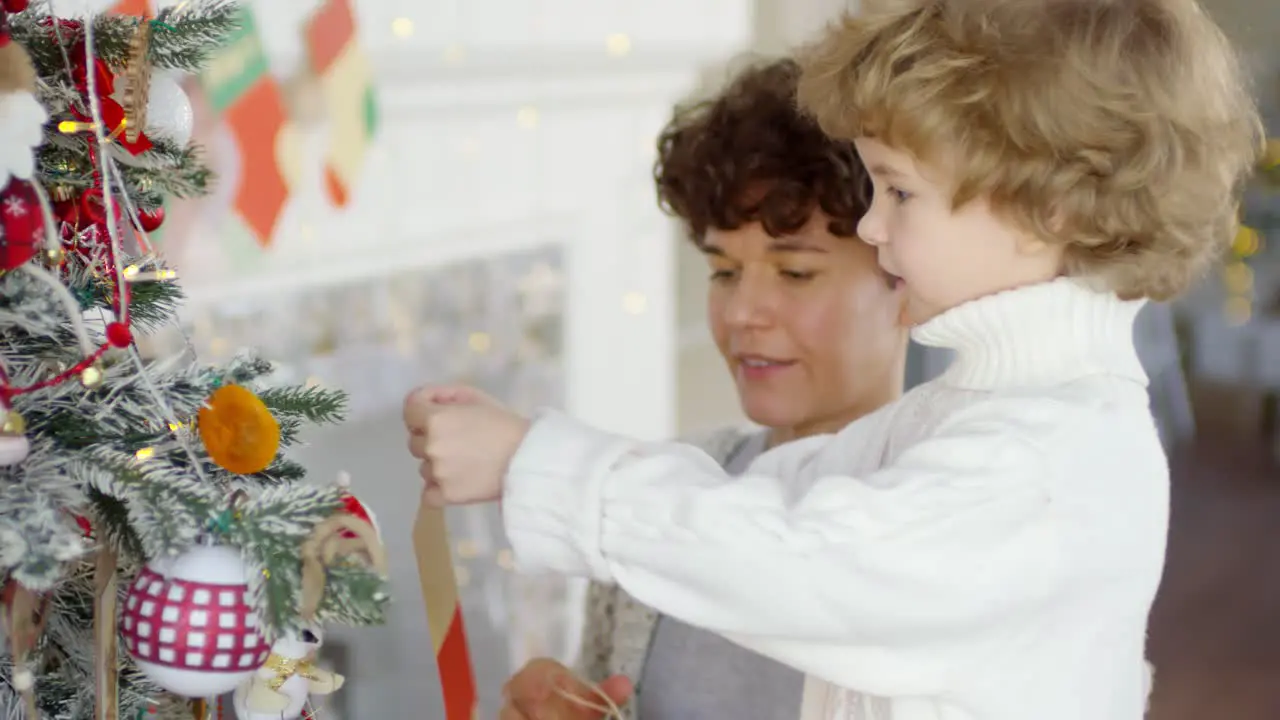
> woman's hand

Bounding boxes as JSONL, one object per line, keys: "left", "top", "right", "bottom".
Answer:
{"left": 500, "top": 658, "right": 633, "bottom": 720}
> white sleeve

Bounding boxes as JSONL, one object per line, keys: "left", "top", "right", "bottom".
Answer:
{"left": 501, "top": 408, "right": 1064, "bottom": 694}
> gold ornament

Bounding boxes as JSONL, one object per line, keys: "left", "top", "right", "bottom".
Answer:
{"left": 80, "top": 366, "right": 104, "bottom": 388}
{"left": 262, "top": 652, "right": 323, "bottom": 692}
{"left": 122, "top": 21, "right": 153, "bottom": 144}
{"left": 45, "top": 246, "right": 65, "bottom": 264}
{"left": 2, "top": 410, "right": 25, "bottom": 434}
{"left": 1263, "top": 138, "right": 1280, "bottom": 171}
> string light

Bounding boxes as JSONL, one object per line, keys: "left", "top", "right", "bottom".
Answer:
{"left": 1223, "top": 220, "right": 1259, "bottom": 326}
{"left": 1225, "top": 295, "right": 1253, "bottom": 325}
{"left": 605, "top": 33, "right": 631, "bottom": 57}
{"left": 622, "top": 291, "right": 647, "bottom": 315}
{"left": 135, "top": 447, "right": 155, "bottom": 461}
{"left": 467, "top": 332, "right": 491, "bottom": 353}
{"left": 516, "top": 106, "right": 539, "bottom": 129}
{"left": 58, "top": 118, "right": 128, "bottom": 143}
{"left": 58, "top": 120, "right": 95, "bottom": 133}
{"left": 1222, "top": 261, "right": 1253, "bottom": 294}
{"left": 456, "top": 539, "right": 479, "bottom": 559}
{"left": 80, "top": 365, "right": 104, "bottom": 388}
{"left": 495, "top": 549, "right": 515, "bottom": 570}
{"left": 442, "top": 44, "right": 465, "bottom": 65}
{"left": 122, "top": 264, "right": 178, "bottom": 282}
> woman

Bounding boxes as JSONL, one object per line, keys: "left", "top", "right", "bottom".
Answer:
{"left": 499, "top": 57, "right": 907, "bottom": 720}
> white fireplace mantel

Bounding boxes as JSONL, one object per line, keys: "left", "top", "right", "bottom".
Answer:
{"left": 175, "top": 1, "right": 753, "bottom": 443}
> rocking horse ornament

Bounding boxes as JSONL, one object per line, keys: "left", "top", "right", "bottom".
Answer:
{"left": 232, "top": 503, "right": 387, "bottom": 720}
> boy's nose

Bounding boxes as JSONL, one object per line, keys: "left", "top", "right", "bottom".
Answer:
{"left": 857, "top": 207, "right": 886, "bottom": 247}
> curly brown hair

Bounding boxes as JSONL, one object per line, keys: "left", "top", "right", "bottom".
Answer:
{"left": 654, "top": 57, "right": 870, "bottom": 245}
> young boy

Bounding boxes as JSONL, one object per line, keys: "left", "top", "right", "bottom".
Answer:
{"left": 404, "top": 1, "right": 1262, "bottom": 718}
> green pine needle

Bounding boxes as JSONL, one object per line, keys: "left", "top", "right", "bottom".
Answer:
{"left": 259, "top": 386, "right": 349, "bottom": 425}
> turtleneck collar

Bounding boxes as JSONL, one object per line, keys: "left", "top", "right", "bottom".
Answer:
{"left": 910, "top": 277, "right": 1149, "bottom": 390}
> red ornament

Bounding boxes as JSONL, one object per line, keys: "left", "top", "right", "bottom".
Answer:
{"left": 53, "top": 198, "right": 82, "bottom": 229}
{"left": 120, "top": 545, "right": 267, "bottom": 697}
{"left": 0, "top": 178, "right": 42, "bottom": 272}
{"left": 78, "top": 188, "right": 105, "bottom": 225}
{"left": 105, "top": 322, "right": 133, "bottom": 348}
{"left": 334, "top": 472, "right": 380, "bottom": 539}
{"left": 136, "top": 207, "right": 165, "bottom": 232}
{"left": 3, "top": 0, "right": 30, "bottom": 12}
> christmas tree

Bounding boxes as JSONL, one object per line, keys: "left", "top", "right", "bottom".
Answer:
{"left": 0, "top": 2, "right": 387, "bottom": 718}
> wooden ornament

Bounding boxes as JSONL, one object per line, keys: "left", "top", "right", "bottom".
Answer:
{"left": 95, "top": 545, "right": 120, "bottom": 720}
{"left": 0, "top": 12, "right": 36, "bottom": 95}
{"left": 1, "top": 580, "right": 51, "bottom": 719}
{"left": 122, "top": 20, "right": 153, "bottom": 144}
{"left": 197, "top": 385, "right": 281, "bottom": 475}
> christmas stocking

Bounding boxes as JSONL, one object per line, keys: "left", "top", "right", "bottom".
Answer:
{"left": 107, "top": 0, "right": 150, "bottom": 16}
{"left": 198, "top": 7, "right": 290, "bottom": 247}
{"left": 305, "top": 0, "right": 377, "bottom": 208}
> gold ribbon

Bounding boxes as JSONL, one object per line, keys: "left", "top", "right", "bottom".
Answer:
{"left": 262, "top": 651, "right": 322, "bottom": 692}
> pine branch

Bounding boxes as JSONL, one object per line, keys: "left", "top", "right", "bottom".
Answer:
{"left": 276, "top": 416, "right": 303, "bottom": 446}
{"left": 258, "top": 386, "right": 349, "bottom": 425}
{"left": 314, "top": 563, "right": 390, "bottom": 627}
{"left": 85, "top": 485, "right": 147, "bottom": 564}
{"left": 13, "top": 1, "right": 241, "bottom": 74}
{"left": 123, "top": 279, "right": 185, "bottom": 332}
{"left": 250, "top": 457, "right": 307, "bottom": 485}
{"left": 77, "top": 449, "right": 222, "bottom": 559}
{"left": 223, "top": 354, "right": 276, "bottom": 385}
{"left": 115, "top": 140, "right": 217, "bottom": 204}
{"left": 147, "top": 0, "right": 242, "bottom": 71}
{"left": 230, "top": 485, "right": 344, "bottom": 636}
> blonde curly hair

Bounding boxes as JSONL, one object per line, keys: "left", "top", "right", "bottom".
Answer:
{"left": 797, "top": 0, "right": 1265, "bottom": 301}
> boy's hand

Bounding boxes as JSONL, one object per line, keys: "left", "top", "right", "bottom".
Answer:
{"left": 403, "top": 384, "right": 531, "bottom": 506}
{"left": 501, "top": 658, "right": 633, "bottom": 720}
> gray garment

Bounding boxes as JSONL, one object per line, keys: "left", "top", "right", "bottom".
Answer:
{"left": 637, "top": 431, "right": 805, "bottom": 720}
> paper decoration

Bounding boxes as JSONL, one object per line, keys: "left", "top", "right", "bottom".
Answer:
{"left": 414, "top": 506, "right": 478, "bottom": 720}
{"left": 107, "top": 0, "right": 150, "bottom": 15}
{"left": 197, "top": 6, "right": 290, "bottom": 247}
{"left": 304, "top": 0, "right": 377, "bottom": 208}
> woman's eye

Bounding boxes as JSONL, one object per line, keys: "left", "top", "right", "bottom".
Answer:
{"left": 780, "top": 269, "right": 816, "bottom": 281}
{"left": 709, "top": 269, "right": 736, "bottom": 282}
{"left": 888, "top": 186, "right": 911, "bottom": 202}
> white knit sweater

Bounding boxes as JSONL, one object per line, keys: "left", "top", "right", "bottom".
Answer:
{"left": 502, "top": 278, "right": 1169, "bottom": 720}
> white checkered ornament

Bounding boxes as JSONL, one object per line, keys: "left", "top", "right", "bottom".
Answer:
{"left": 120, "top": 544, "right": 270, "bottom": 697}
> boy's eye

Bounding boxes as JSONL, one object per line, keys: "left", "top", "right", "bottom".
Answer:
{"left": 888, "top": 186, "right": 911, "bottom": 202}
{"left": 709, "top": 268, "right": 737, "bottom": 283}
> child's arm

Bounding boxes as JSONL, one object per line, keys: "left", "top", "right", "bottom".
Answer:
{"left": 502, "top": 404, "right": 1066, "bottom": 696}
